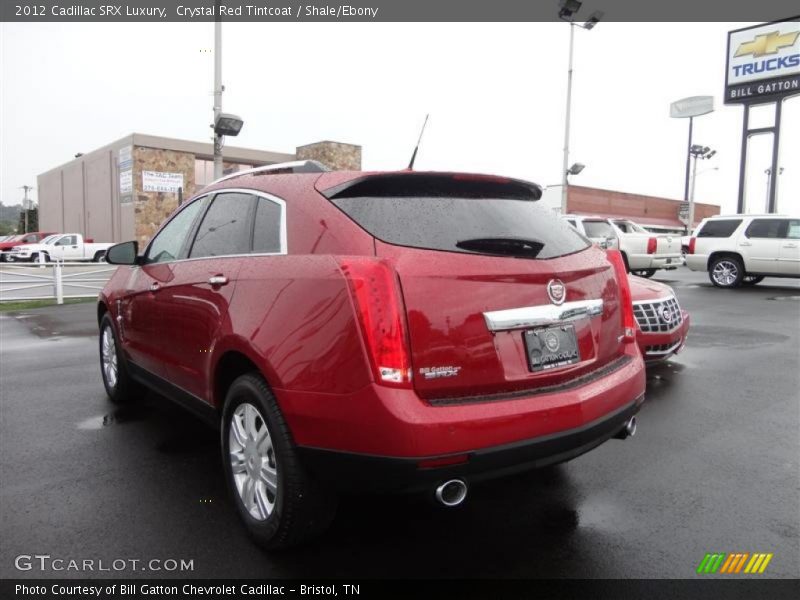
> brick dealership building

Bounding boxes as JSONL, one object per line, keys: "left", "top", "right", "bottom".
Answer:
{"left": 37, "top": 134, "right": 361, "bottom": 245}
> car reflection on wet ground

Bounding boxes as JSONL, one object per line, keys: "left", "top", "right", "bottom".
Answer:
{"left": 1, "top": 269, "right": 798, "bottom": 578}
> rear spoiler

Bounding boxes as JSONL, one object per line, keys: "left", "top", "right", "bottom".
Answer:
{"left": 319, "top": 172, "right": 543, "bottom": 201}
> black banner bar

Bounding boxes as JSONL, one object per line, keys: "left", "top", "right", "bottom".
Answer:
{"left": 2, "top": 0, "right": 800, "bottom": 22}
{"left": 3, "top": 579, "right": 800, "bottom": 600}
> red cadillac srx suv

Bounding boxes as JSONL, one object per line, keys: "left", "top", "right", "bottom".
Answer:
{"left": 98, "top": 161, "right": 645, "bottom": 549}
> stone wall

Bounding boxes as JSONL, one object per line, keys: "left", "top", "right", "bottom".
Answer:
{"left": 133, "top": 147, "right": 196, "bottom": 245}
{"left": 296, "top": 141, "right": 361, "bottom": 171}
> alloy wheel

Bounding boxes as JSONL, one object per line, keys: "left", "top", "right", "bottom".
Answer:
{"left": 101, "top": 327, "right": 118, "bottom": 389}
{"left": 229, "top": 403, "right": 278, "bottom": 521}
{"left": 712, "top": 260, "right": 739, "bottom": 287}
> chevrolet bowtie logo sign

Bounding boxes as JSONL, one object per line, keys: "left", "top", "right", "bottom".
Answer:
{"left": 735, "top": 30, "right": 799, "bottom": 58}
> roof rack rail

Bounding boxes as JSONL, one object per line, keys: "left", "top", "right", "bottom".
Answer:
{"left": 209, "top": 160, "right": 330, "bottom": 185}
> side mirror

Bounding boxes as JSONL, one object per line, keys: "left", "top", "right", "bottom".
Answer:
{"left": 106, "top": 241, "right": 140, "bottom": 265}
{"left": 606, "top": 236, "right": 619, "bottom": 249}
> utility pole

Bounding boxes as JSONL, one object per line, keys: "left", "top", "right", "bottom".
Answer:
{"left": 213, "top": 0, "right": 223, "bottom": 179}
{"left": 20, "top": 185, "right": 34, "bottom": 233}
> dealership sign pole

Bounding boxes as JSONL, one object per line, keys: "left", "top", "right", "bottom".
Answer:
{"left": 669, "top": 95, "right": 714, "bottom": 230}
{"left": 725, "top": 17, "right": 800, "bottom": 214}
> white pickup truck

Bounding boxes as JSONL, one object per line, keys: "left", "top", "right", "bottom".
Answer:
{"left": 6, "top": 233, "right": 113, "bottom": 263}
{"left": 562, "top": 215, "right": 682, "bottom": 277}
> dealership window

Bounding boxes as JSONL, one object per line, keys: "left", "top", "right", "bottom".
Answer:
{"left": 189, "top": 193, "right": 254, "bottom": 258}
{"left": 697, "top": 219, "right": 742, "bottom": 238}
{"left": 745, "top": 219, "right": 784, "bottom": 239}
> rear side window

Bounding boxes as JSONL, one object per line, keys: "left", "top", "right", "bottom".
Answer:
{"left": 190, "top": 192, "right": 254, "bottom": 258}
{"left": 745, "top": 219, "right": 785, "bottom": 239}
{"left": 787, "top": 220, "right": 800, "bottom": 239}
{"left": 252, "top": 197, "right": 283, "bottom": 254}
{"left": 697, "top": 219, "right": 742, "bottom": 238}
{"left": 583, "top": 221, "right": 615, "bottom": 239}
{"left": 331, "top": 196, "right": 589, "bottom": 259}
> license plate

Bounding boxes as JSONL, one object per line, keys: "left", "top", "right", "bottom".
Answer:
{"left": 523, "top": 324, "right": 580, "bottom": 372}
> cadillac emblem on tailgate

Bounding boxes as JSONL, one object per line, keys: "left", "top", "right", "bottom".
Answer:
{"left": 547, "top": 279, "right": 566, "bottom": 305}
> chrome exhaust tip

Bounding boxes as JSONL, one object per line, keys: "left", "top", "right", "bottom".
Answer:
{"left": 434, "top": 479, "right": 468, "bottom": 507}
{"left": 614, "top": 416, "right": 637, "bottom": 440}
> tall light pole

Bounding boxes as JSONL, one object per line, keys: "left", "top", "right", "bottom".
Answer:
{"left": 558, "top": 1, "right": 602, "bottom": 214}
{"left": 688, "top": 145, "right": 716, "bottom": 231}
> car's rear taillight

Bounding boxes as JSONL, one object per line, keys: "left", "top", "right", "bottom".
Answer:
{"left": 606, "top": 250, "right": 636, "bottom": 343}
{"left": 337, "top": 257, "right": 412, "bottom": 387}
{"left": 647, "top": 237, "right": 657, "bottom": 254}
{"left": 688, "top": 238, "right": 696, "bottom": 254}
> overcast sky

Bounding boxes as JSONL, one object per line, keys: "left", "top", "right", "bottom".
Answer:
{"left": 1, "top": 21, "right": 798, "bottom": 216}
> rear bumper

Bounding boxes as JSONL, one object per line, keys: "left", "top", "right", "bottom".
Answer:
{"left": 628, "top": 254, "right": 681, "bottom": 270}
{"left": 637, "top": 311, "right": 690, "bottom": 364}
{"left": 277, "top": 345, "right": 646, "bottom": 492}
{"left": 297, "top": 395, "right": 643, "bottom": 493}
{"left": 685, "top": 255, "right": 708, "bottom": 272}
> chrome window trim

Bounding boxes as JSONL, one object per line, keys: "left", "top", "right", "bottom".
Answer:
{"left": 483, "top": 299, "right": 604, "bottom": 332}
{"left": 140, "top": 188, "right": 288, "bottom": 267}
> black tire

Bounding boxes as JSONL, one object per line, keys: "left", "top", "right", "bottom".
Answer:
{"left": 221, "top": 373, "right": 337, "bottom": 550}
{"left": 632, "top": 269, "right": 657, "bottom": 278}
{"left": 93, "top": 250, "right": 106, "bottom": 263}
{"left": 742, "top": 275, "right": 765, "bottom": 286}
{"left": 99, "top": 314, "right": 143, "bottom": 404}
{"left": 709, "top": 255, "right": 744, "bottom": 288}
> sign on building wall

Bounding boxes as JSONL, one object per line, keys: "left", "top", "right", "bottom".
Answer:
{"left": 725, "top": 19, "right": 800, "bottom": 104}
{"left": 118, "top": 145, "right": 133, "bottom": 203}
{"left": 142, "top": 170, "right": 184, "bottom": 193}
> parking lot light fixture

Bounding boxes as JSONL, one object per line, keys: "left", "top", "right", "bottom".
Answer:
{"left": 559, "top": 1, "right": 602, "bottom": 214}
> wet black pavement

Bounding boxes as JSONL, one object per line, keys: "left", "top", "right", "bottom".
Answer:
{"left": 1, "top": 269, "right": 798, "bottom": 579}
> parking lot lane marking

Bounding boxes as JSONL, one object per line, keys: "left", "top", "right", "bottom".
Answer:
{"left": 757, "top": 554, "right": 773, "bottom": 573}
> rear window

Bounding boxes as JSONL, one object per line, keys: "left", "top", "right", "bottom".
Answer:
{"left": 583, "top": 221, "right": 615, "bottom": 239}
{"left": 697, "top": 219, "right": 742, "bottom": 238}
{"left": 330, "top": 196, "right": 590, "bottom": 259}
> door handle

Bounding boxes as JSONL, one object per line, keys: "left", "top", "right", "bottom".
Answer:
{"left": 149, "top": 282, "right": 160, "bottom": 292}
{"left": 784, "top": 243, "right": 798, "bottom": 248}
{"left": 208, "top": 275, "right": 228, "bottom": 286}
{"left": 739, "top": 241, "right": 752, "bottom": 246}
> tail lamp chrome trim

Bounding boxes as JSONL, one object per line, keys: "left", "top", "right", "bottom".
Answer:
{"left": 483, "top": 299, "right": 604, "bottom": 332}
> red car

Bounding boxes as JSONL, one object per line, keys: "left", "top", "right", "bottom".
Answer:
{"left": 0, "top": 231, "right": 56, "bottom": 261}
{"left": 98, "top": 163, "right": 645, "bottom": 549}
{"left": 629, "top": 276, "right": 690, "bottom": 363}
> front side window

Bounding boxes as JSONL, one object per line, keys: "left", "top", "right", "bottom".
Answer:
{"left": 56, "top": 235, "right": 77, "bottom": 246}
{"left": 745, "top": 219, "right": 785, "bottom": 239}
{"left": 146, "top": 197, "right": 206, "bottom": 264}
{"left": 189, "top": 192, "right": 254, "bottom": 259}
{"left": 697, "top": 219, "right": 742, "bottom": 238}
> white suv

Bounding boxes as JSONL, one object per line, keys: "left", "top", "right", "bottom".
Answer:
{"left": 685, "top": 214, "right": 800, "bottom": 288}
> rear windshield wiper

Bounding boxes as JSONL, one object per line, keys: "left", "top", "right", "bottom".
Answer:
{"left": 455, "top": 237, "right": 545, "bottom": 258}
